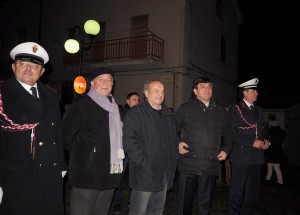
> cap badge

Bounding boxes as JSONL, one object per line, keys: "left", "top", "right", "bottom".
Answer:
{"left": 32, "top": 45, "right": 38, "bottom": 53}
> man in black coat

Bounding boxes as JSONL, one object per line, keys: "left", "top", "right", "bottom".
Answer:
{"left": 0, "top": 42, "right": 67, "bottom": 215}
{"left": 228, "top": 78, "right": 270, "bottom": 215}
{"left": 63, "top": 68, "right": 124, "bottom": 215}
{"left": 265, "top": 117, "right": 286, "bottom": 186}
{"left": 123, "top": 81, "right": 177, "bottom": 215}
{"left": 174, "top": 77, "right": 234, "bottom": 215}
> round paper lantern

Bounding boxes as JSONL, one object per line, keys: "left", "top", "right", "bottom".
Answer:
{"left": 74, "top": 76, "right": 87, "bottom": 94}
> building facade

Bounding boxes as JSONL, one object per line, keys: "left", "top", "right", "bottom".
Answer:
{"left": 0, "top": 0, "right": 242, "bottom": 109}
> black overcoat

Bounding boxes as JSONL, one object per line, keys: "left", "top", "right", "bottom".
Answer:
{"left": 265, "top": 126, "right": 286, "bottom": 163}
{"left": 62, "top": 95, "right": 120, "bottom": 190}
{"left": 123, "top": 101, "right": 178, "bottom": 192}
{"left": 0, "top": 77, "right": 66, "bottom": 215}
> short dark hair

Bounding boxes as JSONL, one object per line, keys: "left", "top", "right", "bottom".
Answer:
{"left": 192, "top": 77, "right": 213, "bottom": 89}
{"left": 127, "top": 92, "right": 139, "bottom": 99}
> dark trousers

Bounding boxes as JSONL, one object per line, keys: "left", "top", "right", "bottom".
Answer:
{"left": 129, "top": 180, "right": 167, "bottom": 215}
{"left": 178, "top": 173, "right": 217, "bottom": 215}
{"left": 228, "top": 163, "right": 261, "bottom": 215}
{"left": 70, "top": 187, "right": 114, "bottom": 215}
{"left": 113, "top": 155, "right": 130, "bottom": 206}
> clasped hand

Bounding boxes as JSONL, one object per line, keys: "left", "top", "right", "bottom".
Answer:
{"left": 253, "top": 139, "right": 269, "bottom": 150}
{"left": 178, "top": 142, "right": 227, "bottom": 160}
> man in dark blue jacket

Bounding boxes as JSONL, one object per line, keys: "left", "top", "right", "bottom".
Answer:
{"left": 228, "top": 78, "right": 270, "bottom": 214}
{"left": 123, "top": 80, "right": 177, "bottom": 215}
{"left": 174, "top": 77, "right": 234, "bottom": 215}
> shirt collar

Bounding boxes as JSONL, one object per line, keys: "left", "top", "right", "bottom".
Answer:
{"left": 243, "top": 99, "right": 253, "bottom": 109}
{"left": 16, "top": 79, "right": 38, "bottom": 94}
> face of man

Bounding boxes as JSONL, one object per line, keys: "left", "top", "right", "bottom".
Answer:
{"left": 91, "top": 74, "right": 113, "bottom": 96}
{"left": 144, "top": 81, "right": 164, "bottom": 109}
{"left": 193, "top": 82, "right": 213, "bottom": 104}
{"left": 243, "top": 89, "right": 258, "bottom": 104}
{"left": 127, "top": 95, "right": 139, "bottom": 108}
{"left": 12, "top": 60, "right": 45, "bottom": 86}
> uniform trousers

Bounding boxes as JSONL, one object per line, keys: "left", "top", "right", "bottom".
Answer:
{"left": 177, "top": 173, "right": 217, "bottom": 215}
{"left": 70, "top": 187, "right": 114, "bottom": 215}
{"left": 228, "top": 163, "right": 261, "bottom": 215}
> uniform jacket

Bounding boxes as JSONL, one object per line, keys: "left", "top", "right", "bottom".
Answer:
{"left": 62, "top": 95, "right": 120, "bottom": 190}
{"left": 229, "top": 100, "right": 269, "bottom": 165}
{"left": 0, "top": 77, "right": 66, "bottom": 215}
{"left": 123, "top": 100, "right": 177, "bottom": 192}
{"left": 174, "top": 98, "right": 234, "bottom": 175}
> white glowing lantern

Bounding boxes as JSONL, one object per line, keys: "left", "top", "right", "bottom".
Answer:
{"left": 64, "top": 39, "right": 80, "bottom": 54}
{"left": 84, "top": 20, "right": 100, "bottom": 35}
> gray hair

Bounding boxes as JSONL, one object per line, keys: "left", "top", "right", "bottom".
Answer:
{"left": 143, "top": 80, "right": 162, "bottom": 93}
{"left": 143, "top": 80, "right": 150, "bottom": 93}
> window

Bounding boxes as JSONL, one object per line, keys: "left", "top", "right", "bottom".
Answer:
{"left": 131, "top": 14, "right": 149, "bottom": 59}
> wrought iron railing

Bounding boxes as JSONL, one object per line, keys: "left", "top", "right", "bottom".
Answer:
{"left": 63, "top": 30, "right": 164, "bottom": 66}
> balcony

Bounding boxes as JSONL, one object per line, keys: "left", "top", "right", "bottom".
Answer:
{"left": 63, "top": 28, "right": 164, "bottom": 68}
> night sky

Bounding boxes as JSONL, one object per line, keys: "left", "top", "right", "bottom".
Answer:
{"left": 237, "top": 1, "right": 299, "bottom": 97}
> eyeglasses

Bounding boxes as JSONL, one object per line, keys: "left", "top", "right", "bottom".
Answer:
{"left": 15, "top": 61, "right": 42, "bottom": 70}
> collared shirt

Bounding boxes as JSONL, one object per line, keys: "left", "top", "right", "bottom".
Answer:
{"left": 16, "top": 79, "right": 39, "bottom": 98}
{"left": 243, "top": 99, "right": 253, "bottom": 109}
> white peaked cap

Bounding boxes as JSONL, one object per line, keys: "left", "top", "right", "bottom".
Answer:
{"left": 10, "top": 42, "right": 49, "bottom": 65}
{"left": 238, "top": 78, "right": 259, "bottom": 89}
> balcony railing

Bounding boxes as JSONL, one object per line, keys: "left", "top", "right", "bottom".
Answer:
{"left": 63, "top": 30, "right": 164, "bottom": 66}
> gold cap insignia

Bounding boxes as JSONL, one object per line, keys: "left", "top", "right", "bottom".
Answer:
{"left": 32, "top": 45, "right": 38, "bottom": 53}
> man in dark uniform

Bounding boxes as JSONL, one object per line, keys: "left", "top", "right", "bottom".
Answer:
{"left": 0, "top": 42, "right": 67, "bottom": 215}
{"left": 228, "top": 78, "right": 270, "bottom": 215}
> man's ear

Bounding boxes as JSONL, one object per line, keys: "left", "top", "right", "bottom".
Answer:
{"left": 144, "top": 90, "right": 149, "bottom": 98}
{"left": 193, "top": 88, "right": 197, "bottom": 95}
{"left": 40, "top": 68, "right": 46, "bottom": 76}
{"left": 11, "top": 63, "right": 16, "bottom": 74}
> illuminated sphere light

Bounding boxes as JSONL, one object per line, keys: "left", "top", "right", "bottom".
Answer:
{"left": 84, "top": 20, "right": 100, "bottom": 35}
{"left": 74, "top": 76, "right": 87, "bottom": 94}
{"left": 64, "top": 39, "right": 80, "bottom": 54}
